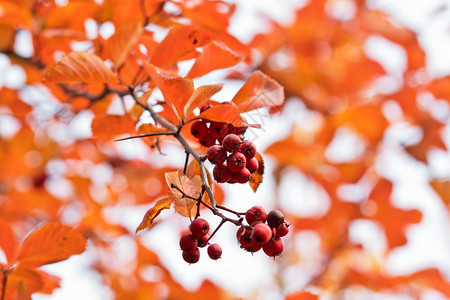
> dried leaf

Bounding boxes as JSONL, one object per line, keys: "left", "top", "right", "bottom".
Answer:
{"left": 165, "top": 171, "right": 202, "bottom": 200}
{"left": 232, "top": 71, "right": 285, "bottom": 113}
{"left": 17, "top": 222, "right": 87, "bottom": 269}
{"left": 91, "top": 114, "right": 136, "bottom": 140}
{"left": 249, "top": 152, "right": 265, "bottom": 192}
{"left": 43, "top": 51, "right": 119, "bottom": 83}
{"left": 136, "top": 197, "right": 174, "bottom": 232}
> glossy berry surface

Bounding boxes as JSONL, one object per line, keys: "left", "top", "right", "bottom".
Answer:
{"left": 190, "top": 218, "right": 210, "bottom": 239}
{"left": 246, "top": 157, "right": 259, "bottom": 173}
{"left": 267, "top": 209, "right": 285, "bottom": 229}
{"left": 179, "top": 234, "right": 198, "bottom": 252}
{"left": 262, "top": 236, "right": 284, "bottom": 258}
{"left": 222, "top": 134, "right": 242, "bottom": 152}
{"left": 207, "top": 145, "right": 227, "bottom": 165}
{"left": 231, "top": 167, "right": 251, "bottom": 184}
{"left": 182, "top": 248, "right": 200, "bottom": 264}
{"left": 227, "top": 152, "right": 246, "bottom": 172}
{"left": 276, "top": 223, "right": 289, "bottom": 237}
{"left": 236, "top": 227, "right": 254, "bottom": 248}
{"left": 245, "top": 206, "right": 268, "bottom": 226}
{"left": 207, "top": 243, "right": 222, "bottom": 260}
{"left": 251, "top": 223, "right": 272, "bottom": 245}
{"left": 240, "top": 140, "right": 257, "bottom": 159}
{"left": 213, "top": 164, "right": 232, "bottom": 183}
{"left": 190, "top": 120, "right": 208, "bottom": 138}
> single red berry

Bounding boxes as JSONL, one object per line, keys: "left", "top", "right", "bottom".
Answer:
{"left": 190, "top": 218, "right": 210, "bottom": 239}
{"left": 236, "top": 227, "right": 254, "bottom": 248}
{"left": 262, "top": 236, "right": 284, "bottom": 258}
{"left": 276, "top": 223, "right": 289, "bottom": 237}
{"left": 207, "top": 145, "right": 227, "bottom": 165}
{"left": 232, "top": 167, "right": 251, "bottom": 184}
{"left": 179, "top": 234, "right": 198, "bottom": 252}
{"left": 239, "top": 140, "right": 257, "bottom": 159}
{"left": 200, "top": 103, "right": 213, "bottom": 113}
{"left": 213, "top": 164, "right": 232, "bottom": 183}
{"left": 222, "top": 134, "right": 242, "bottom": 152}
{"left": 190, "top": 120, "right": 208, "bottom": 138}
{"left": 245, "top": 206, "right": 268, "bottom": 226}
{"left": 227, "top": 152, "right": 246, "bottom": 172}
{"left": 267, "top": 210, "right": 285, "bottom": 229}
{"left": 198, "top": 134, "right": 216, "bottom": 147}
{"left": 251, "top": 223, "right": 273, "bottom": 245}
{"left": 209, "top": 122, "right": 229, "bottom": 139}
{"left": 207, "top": 243, "right": 222, "bottom": 260}
{"left": 182, "top": 248, "right": 200, "bottom": 264}
{"left": 197, "top": 234, "right": 209, "bottom": 248}
{"left": 246, "top": 157, "right": 259, "bottom": 174}
{"left": 244, "top": 243, "right": 262, "bottom": 254}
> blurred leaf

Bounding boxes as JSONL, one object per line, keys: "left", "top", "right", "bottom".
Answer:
{"left": 136, "top": 197, "right": 174, "bottom": 232}
{"left": 284, "top": 291, "right": 319, "bottom": 300}
{"left": 43, "top": 52, "right": 119, "bottom": 83}
{"left": 249, "top": 152, "right": 265, "bottom": 192}
{"left": 105, "top": 22, "right": 143, "bottom": 69}
{"left": 0, "top": 219, "right": 19, "bottom": 263}
{"left": 430, "top": 179, "right": 450, "bottom": 206}
{"left": 91, "top": 114, "right": 136, "bottom": 140}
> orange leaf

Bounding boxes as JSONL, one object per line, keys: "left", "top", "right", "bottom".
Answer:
{"left": 91, "top": 114, "right": 136, "bottom": 140}
{"left": 0, "top": 220, "right": 19, "bottom": 264}
{"left": 137, "top": 123, "right": 170, "bottom": 135}
{"left": 105, "top": 22, "right": 143, "bottom": 69}
{"left": 43, "top": 51, "right": 119, "bottom": 83}
{"left": 231, "top": 71, "right": 285, "bottom": 113}
{"left": 17, "top": 222, "right": 87, "bottom": 269}
{"left": 430, "top": 179, "right": 450, "bottom": 206}
{"left": 284, "top": 291, "right": 319, "bottom": 300}
{"left": 136, "top": 197, "right": 174, "bottom": 233}
{"left": 165, "top": 171, "right": 202, "bottom": 218}
{"left": 187, "top": 42, "right": 242, "bottom": 78}
{"left": 183, "top": 84, "right": 224, "bottom": 119}
{"left": 194, "top": 104, "right": 243, "bottom": 127}
{"left": 249, "top": 152, "right": 265, "bottom": 192}
{"left": 150, "top": 24, "right": 214, "bottom": 68}
{"left": 145, "top": 62, "right": 194, "bottom": 121}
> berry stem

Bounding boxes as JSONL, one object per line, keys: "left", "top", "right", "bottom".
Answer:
{"left": 206, "top": 219, "right": 226, "bottom": 244}
{"left": 183, "top": 151, "right": 190, "bottom": 174}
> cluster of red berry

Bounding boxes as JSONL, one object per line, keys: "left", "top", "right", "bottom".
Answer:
{"left": 179, "top": 218, "right": 222, "bottom": 264}
{"left": 237, "top": 207, "right": 289, "bottom": 257}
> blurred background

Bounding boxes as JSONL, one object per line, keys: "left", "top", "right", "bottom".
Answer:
{"left": 1, "top": 0, "right": 450, "bottom": 299}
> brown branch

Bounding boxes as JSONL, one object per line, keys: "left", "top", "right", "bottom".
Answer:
{"left": 115, "top": 131, "right": 177, "bottom": 142}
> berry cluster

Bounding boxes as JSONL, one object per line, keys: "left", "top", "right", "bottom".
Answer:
{"left": 179, "top": 218, "right": 222, "bottom": 264}
{"left": 237, "top": 207, "right": 289, "bottom": 258}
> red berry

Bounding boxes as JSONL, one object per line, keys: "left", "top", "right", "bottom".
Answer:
{"left": 245, "top": 206, "right": 268, "bottom": 226}
{"left": 267, "top": 210, "right": 285, "bottom": 229}
{"left": 190, "top": 218, "right": 210, "bottom": 239}
{"left": 190, "top": 121, "right": 208, "bottom": 138}
{"left": 222, "top": 134, "right": 242, "bottom": 152}
{"left": 239, "top": 140, "right": 256, "bottom": 159}
{"left": 197, "top": 234, "right": 209, "bottom": 248}
{"left": 207, "top": 243, "right": 222, "bottom": 260}
{"left": 244, "top": 243, "right": 262, "bottom": 253}
{"left": 232, "top": 167, "right": 251, "bottom": 183}
{"left": 251, "top": 223, "right": 272, "bottom": 245}
{"left": 200, "top": 103, "right": 213, "bottom": 113}
{"left": 213, "top": 164, "right": 232, "bottom": 183}
{"left": 276, "top": 223, "right": 289, "bottom": 237}
{"left": 262, "top": 236, "right": 284, "bottom": 258}
{"left": 209, "top": 122, "right": 229, "bottom": 139}
{"left": 227, "top": 152, "right": 246, "bottom": 172}
{"left": 246, "top": 157, "right": 259, "bottom": 173}
{"left": 182, "top": 248, "right": 200, "bottom": 264}
{"left": 207, "top": 145, "right": 227, "bottom": 165}
{"left": 179, "top": 234, "right": 198, "bottom": 252}
{"left": 198, "top": 134, "right": 216, "bottom": 147}
{"left": 236, "top": 227, "right": 254, "bottom": 248}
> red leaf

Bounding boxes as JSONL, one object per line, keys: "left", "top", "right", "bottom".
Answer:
{"left": 43, "top": 51, "right": 119, "bottom": 83}
{"left": 136, "top": 197, "right": 174, "bottom": 233}
{"left": 194, "top": 104, "right": 244, "bottom": 127}
{"left": 232, "top": 71, "right": 285, "bottom": 113}
{"left": 187, "top": 42, "right": 242, "bottom": 78}
{"left": 17, "top": 222, "right": 87, "bottom": 269}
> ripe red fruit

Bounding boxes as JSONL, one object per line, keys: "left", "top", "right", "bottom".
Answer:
{"left": 245, "top": 206, "right": 268, "bottom": 226}
{"left": 251, "top": 223, "right": 273, "bottom": 245}
{"left": 227, "top": 152, "right": 246, "bottom": 172}
{"left": 246, "top": 157, "right": 259, "bottom": 173}
{"left": 222, "top": 134, "right": 242, "bottom": 152}
{"left": 190, "top": 120, "right": 208, "bottom": 138}
{"left": 262, "top": 236, "right": 284, "bottom": 258}
{"left": 200, "top": 103, "right": 213, "bottom": 113}
{"left": 207, "top": 145, "right": 227, "bottom": 165}
{"left": 236, "top": 227, "right": 254, "bottom": 248}
{"left": 209, "top": 122, "right": 229, "bottom": 139}
{"left": 213, "top": 164, "right": 232, "bottom": 183}
{"left": 182, "top": 248, "right": 200, "bottom": 264}
{"left": 198, "top": 134, "right": 216, "bottom": 147}
{"left": 276, "top": 223, "right": 289, "bottom": 237}
{"left": 207, "top": 243, "right": 222, "bottom": 260}
{"left": 197, "top": 234, "right": 209, "bottom": 248}
{"left": 179, "top": 234, "right": 198, "bottom": 252}
{"left": 267, "top": 210, "right": 285, "bottom": 229}
{"left": 239, "top": 140, "right": 256, "bottom": 159}
{"left": 190, "top": 218, "right": 210, "bottom": 239}
{"left": 244, "top": 243, "right": 262, "bottom": 254}
{"left": 232, "top": 167, "right": 251, "bottom": 184}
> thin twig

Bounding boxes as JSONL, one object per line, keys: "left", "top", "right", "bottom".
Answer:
{"left": 115, "top": 131, "right": 177, "bottom": 142}
{"left": 183, "top": 152, "right": 190, "bottom": 174}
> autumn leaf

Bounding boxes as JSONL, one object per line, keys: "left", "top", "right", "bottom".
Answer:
{"left": 284, "top": 291, "right": 319, "bottom": 300}
{"left": 0, "top": 219, "right": 19, "bottom": 263}
{"left": 231, "top": 71, "right": 285, "bottom": 113}
{"left": 136, "top": 197, "right": 174, "bottom": 233}
{"left": 150, "top": 24, "right": 215, "bottom": 68}
{"left": 430, "top": 179, "right": 450, "bottom": 206}
{"left": 17, "top": 222, "right": 87, "bottom": 269}
{"left": 105, "top": 22, "right": 143, "bottom": 69}
{"left": 91, "top": 114, "right": 136, "bottom": 140}
{"left": 249, "top": 152, "right": 265, "bottom": 192}
{"left": 165, "top": 171, "right": 202, "bottom": 218}
{"left": 187, "top": 42, "right": 242, "bottom": 78}
{"left": 43, "top": 51, "right": 119, "bottom": 83}
{"left": 194, "top": 103, "right": 244, "bottom": 127}
{"left": 183, "top": 84, "right": 224, "bottom": 119}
